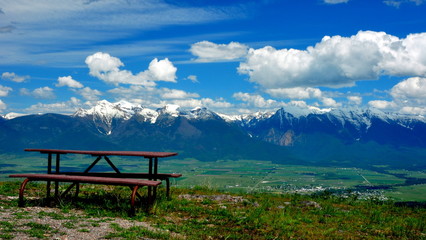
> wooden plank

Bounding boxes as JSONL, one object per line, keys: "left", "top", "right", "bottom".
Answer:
{"left": 24, "top": 149, "right": 178, "bottom": 158}
{"left": 9, "top": 174, "right": 161, "bottom": 187}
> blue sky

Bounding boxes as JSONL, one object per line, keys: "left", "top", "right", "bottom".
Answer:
{"left": 1, "top": 0, "right": 426, "bottom": 115}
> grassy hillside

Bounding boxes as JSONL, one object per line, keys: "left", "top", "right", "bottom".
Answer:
{"left": 0, "top": 181, "right": 425, "bottom": 239}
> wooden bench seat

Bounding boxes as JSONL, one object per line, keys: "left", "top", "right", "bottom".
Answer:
{"left": 60, "top": 172, "right": 182, "bottom": 197}
{"left": 9, "top": 174, "right": 161, "bottom": 215}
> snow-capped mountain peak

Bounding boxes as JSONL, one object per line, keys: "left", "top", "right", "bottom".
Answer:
{"left": 74, "top": 100, "right": 142, "bottom": 120}
{"left": 2, "top": 112, "right": 27, "bottom": 120}
{"left": 158, "top": 104, "right": 180, "bottom": 117}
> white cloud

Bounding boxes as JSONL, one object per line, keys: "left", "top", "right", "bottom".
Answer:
{"left": 0, "top": 85, "right": 13, "bottom": 97}
{"left": 347, "top": 96, "right": 362, "bottom": 105}
{"left": 368, "top": 77, "right": 426, "bottom": 115}
{"left": 288, "top": 100, "right": 309, "bottom": 108}
{"left": 160, "top": 89, "right": 199, "bottom": 99}
{"left": 400, "top": 106, "right": 426, "bottom": 115}
{"left": 56, "top": 76, "right": 84, "bottom": 88}
{"left": 0, "top": 99, "right": 6, "bottom": 111}
{"left": 1, "top": 72, "right": 29, "bottom": 82}
{"left": 233, "top": 92, "right": 281, "bottom": 109}
{"left": 238, "top": 31, "right": 426, "bottom": 89}
{"left": 390, "top": 77, "right": 426, "bottom": 104}
{"left": 368, "top": 100, "right": 397, "bottom": 110}
{"left": 21, "top": 87, "right": 55, "bottom": 99}
{"left": 76, "top": 87, "right": 102, "bottom": 102}
{"left": 321, "top": 97, "right": 341, "bottom": 107}
{"left": 190, "top": 41, "right": 248, "bottom": 62}
{"left": 266, "top": 87, "right": 322, "bottom": 99}
{"left": 85, "top": 52, "right": 177, "bottom": 86}
{"left": 147, "top": 58, "right": 177, "bottom": 82}
{"left": 186, "top": 75, "right": 199, "bottom": 83}
{"left": 163, "top": 98, "right": 232, "bottom": 109}
{"left": 324, "top": 0, "right": 349, "bottom": 4}
{"left": 24, "top": 97, "right": 82, "bottom": 114}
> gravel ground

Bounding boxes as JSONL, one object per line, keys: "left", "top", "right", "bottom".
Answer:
{"left": 0, "top": 195, "right": 177, "bottom": 240}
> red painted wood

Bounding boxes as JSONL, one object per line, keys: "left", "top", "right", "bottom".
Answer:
{"left": 9, "top": 174, "right": 161, "bottom": 187}
{"left": 25, "top": 148, "right": 178, "bottom": 158}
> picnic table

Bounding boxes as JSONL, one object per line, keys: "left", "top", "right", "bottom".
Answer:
{"left": 10, "top": 148, "right": 179, "bottom": 215}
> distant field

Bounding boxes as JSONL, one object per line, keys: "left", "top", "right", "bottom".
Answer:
{"left": 1, "top": 154, "right": 425, "bottom": 202}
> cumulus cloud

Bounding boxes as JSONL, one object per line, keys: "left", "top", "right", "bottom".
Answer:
{"left": 233, "top": 92, "right": 281, "bottom": 109}
{"left": 265, "top": 87, "right": 341, "bottom": 108}
{"left": 160, "top": 89, "right": 199, "bottom": 99}
{"left": 390, "top": 77, "right": 426, "bottom": 104}
{"left": 76, "top": 87, "right": 102, "bottom": 102}
{"left": 56, "top": 76, "right": 84, "bottom": 88}
{"left": 164, "top": 98, "right": 233, "bottom": 109}
{"left": 1, "top": 72, "right": 29, "bottom": 82}
{"left": 190, "top": 41, "right": 249, "bottom": 62}
{"left": 347, "top": 96, "right": 362, "bottom": 105}
{"left": 20, "top": 87, "right": 55, "bottom": 99}
{"left": 85, "top": 52, "right": 177, "bottom": 86}
{"left": 0, "top": 85, "right": 12, "bottom": 97}
{"left": 368, "top": 77, "right": 426, "bottom": 115}
{"left": 238, "top": 31, "right": 426, "bottom": 89}
{"left": 266, "top": 87, "right": 322, "bottom": 99}
{"left": 321, "top": 97, "right": 341, "bottom": 107}
{"left": 368, "top": 100, "right": 397, "bottom": 110}
{"left": 24, "top": 97, "right": 82, "bottom": 114}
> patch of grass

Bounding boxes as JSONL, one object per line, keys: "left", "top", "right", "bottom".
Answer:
{"left": 105, "top": 223, "right": 171, "bottom": 239}
{"left": 62, "top": 221, "right": 77, "bottom": 229}
{"left": 37, "top": 210, "right": 67, "bottom": 220}
{"left": 24, "top": 222, "right": 56, "bottom": 238}
{"left": 0, "top": 221, "right": 15, "bottom": 234}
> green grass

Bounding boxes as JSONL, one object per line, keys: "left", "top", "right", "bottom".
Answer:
{"left": 1, "top": 181, "right": 424, "bottom": 239}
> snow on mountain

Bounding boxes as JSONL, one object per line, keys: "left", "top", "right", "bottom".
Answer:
{"left": 157, "top": 104, "right": 180, "bottom": 117}
{"left": 226, "top": 111, "right": 275, "bottom": 127}
{"left": 73, "top": 100, "right": 143, "bottom": 135}
{"left": 280, "top": 105, "right": 331, "bottom": 118}
{"left": 69, "top": 99, "right": 426, "bottom": 136}
{"left": 187, "top": 107, "right": 221, "bottom": 120}
{"left": 2, "top": 112, "right": 27, "bottom": 120}
{"left": 74, "top": 100, "right": 134, "bottom": 120}
{"left": 136, "top": 108, "right": 159, "bottom": 124}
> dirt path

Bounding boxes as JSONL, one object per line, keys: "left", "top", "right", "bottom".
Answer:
{"left": 0, "top": 195, "right": 172, "bottom": 240}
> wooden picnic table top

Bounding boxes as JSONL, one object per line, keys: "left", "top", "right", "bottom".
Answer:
{"left": 25, "top": 148, "right": 178, "bottom": 158}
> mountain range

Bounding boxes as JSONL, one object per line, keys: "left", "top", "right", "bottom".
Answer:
{"left": 1, "top": 100, "right": 426, "bottom": 170}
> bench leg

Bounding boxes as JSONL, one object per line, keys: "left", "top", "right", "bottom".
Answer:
{"left": 129, "top": 185, "right": 140, "bottom": 216}
{"left": 166, "top": 178, "right": 170, "bottom": 199}
{"left": 18, "top": 178, "right": 30, "bottom": 207}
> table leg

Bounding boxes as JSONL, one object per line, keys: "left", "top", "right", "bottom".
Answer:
{"left": 47, "top": 153, "right": 52, "bottom": 199}
{"left": 153, "top": 157, "right": 158, "bottom": 198}
{"left": 148, "top": 157, "right": 153, "bottom": 198}
{"left": 54, "top": 154, "right": 60, "bottom": 197}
